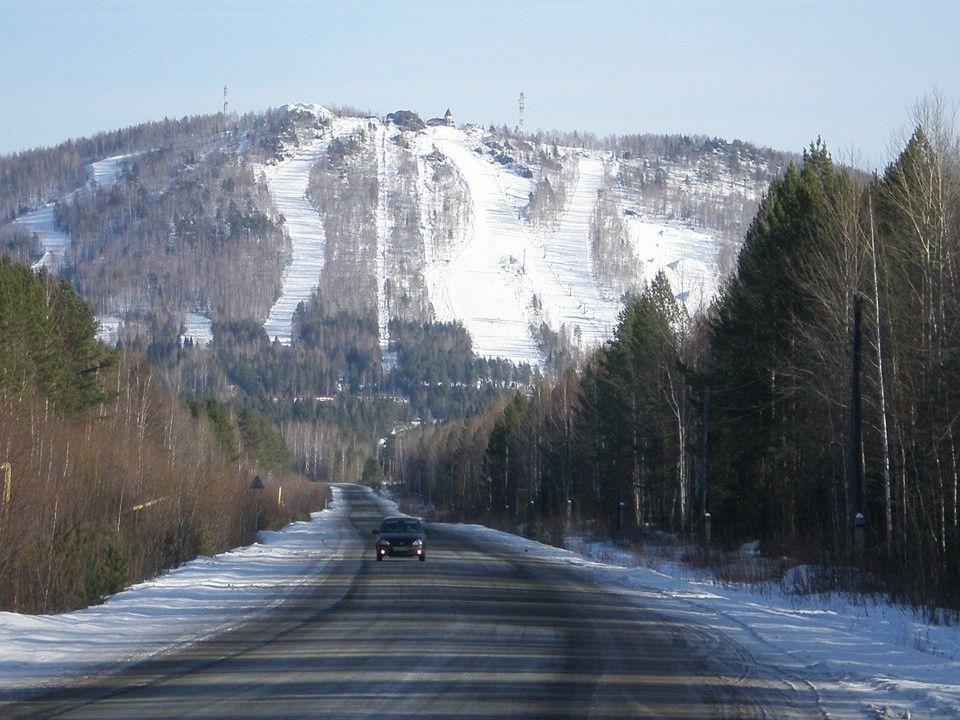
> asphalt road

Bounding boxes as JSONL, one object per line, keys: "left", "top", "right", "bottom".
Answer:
{"left": 0, "top": 486, "right": 824, "bottom": 719}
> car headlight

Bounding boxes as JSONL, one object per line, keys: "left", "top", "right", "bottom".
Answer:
{"left": 412, "top": 539, "right": 423, "bottom": 547}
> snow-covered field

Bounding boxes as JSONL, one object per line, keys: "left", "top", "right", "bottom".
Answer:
{"left": 0, "top": 488, "right": 358, "bottom": 699}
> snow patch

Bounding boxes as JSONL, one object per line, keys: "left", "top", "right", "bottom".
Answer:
{"left": 95, "top": 315, "right": 122, "bottom": 346}
{"left": 280, "top": 103, "right": 334, "bottom": 123}
{"left": 181, "top": 312, "right": 213, "bottom": 347}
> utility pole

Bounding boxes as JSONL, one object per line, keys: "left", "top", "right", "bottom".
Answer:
{"left": 698, "top": 387, "right": 710, "bottom": 545}
{"left": 847, "top": 296, "right": 865, "bottom": 557}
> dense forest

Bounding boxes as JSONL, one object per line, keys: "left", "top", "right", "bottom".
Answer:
{"left": 389, "top": 100, "right": 960, "bottom": 615}
{"left": 0, "top": 114, "right": 229, "bottom": 225}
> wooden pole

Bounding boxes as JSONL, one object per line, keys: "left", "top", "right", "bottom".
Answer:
{"left": 1, "top": 462, "right": 10, "bottom": 505}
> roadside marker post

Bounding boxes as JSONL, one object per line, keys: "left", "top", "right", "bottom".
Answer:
{"left": 1, "top": 462, "right": 10, "bottom": 506}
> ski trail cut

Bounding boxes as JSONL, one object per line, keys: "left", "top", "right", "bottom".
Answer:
{"left": 526, "top": 154, "right": 620, "bottom": 351}
{"left": 263, "top": 120, "right": 362, "bottom": 344}
{"left": 426, "top": 127, "right": 541, "bottom": 365}
{"left": 375, "top": 125, "right": 392, "bottom": 353}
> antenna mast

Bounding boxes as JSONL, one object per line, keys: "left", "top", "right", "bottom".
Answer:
{"left": 222, "top": 85, "right": 229, "bottom": 115}
{"left": 517, "top": 92, "right": 525, "bottom": 135}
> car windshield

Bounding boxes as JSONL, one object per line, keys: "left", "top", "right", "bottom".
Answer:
{"left": 381, "top": 519, "right": 420, "bottom": 534}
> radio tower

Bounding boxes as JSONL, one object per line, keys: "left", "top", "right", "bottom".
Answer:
{"left": 222, "top": 85, "right": 229, "bottom": 115}
{"left": 517, "top": 92, "right": 525, "bottom": 135}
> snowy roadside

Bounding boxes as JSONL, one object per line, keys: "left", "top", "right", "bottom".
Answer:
{"left": 0, "top": 486, "right": 359, "bottom": 701}
{"left": 442, "top": 517, "right": 960, "bottom": 720}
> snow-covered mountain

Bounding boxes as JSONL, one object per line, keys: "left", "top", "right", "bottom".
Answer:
{"left": 260, "top": 104, "right": 781, "bottom": 364}
{"left": 1, "top": 103, "right": 786, "bottom": 366}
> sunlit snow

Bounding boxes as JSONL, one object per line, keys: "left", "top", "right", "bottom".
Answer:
{"left": 419, "top": 126, "right": 542, "bottom": 364}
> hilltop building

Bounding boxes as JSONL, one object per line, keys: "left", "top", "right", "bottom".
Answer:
{"left": 426, "top": 109, "right": 456, "bottom": 128}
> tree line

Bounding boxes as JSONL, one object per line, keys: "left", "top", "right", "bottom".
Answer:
{"left": 0, "top": 260, "right": 325, "bottom": 613}
{"left": 388, "top": 99, "right": 960, "bottom": 614}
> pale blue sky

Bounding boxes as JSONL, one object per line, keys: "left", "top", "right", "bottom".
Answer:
{"left": 1, "top": 1, "right": 957, "bottom": 168}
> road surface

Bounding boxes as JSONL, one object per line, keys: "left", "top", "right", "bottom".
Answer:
{"left": 0, "top": 486, "right": 822, "bottom": 719}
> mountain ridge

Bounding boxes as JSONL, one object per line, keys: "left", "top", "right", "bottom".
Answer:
{"left": 0, "top": 102, "right": 791, "bottom": 368}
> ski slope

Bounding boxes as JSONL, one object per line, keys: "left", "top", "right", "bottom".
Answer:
{"left": 182, "top": 312, "right": 213, "bottom": 346}
{"left": 262, "top": 116, "right": 364, "bottom": 344}
{"left": 626, "top": 216, "right": 719, "bottom": 314}
{"left": 14, "top": 154, "right": 135, "bottom": 273}
{"left": 420, "top": 127, "right": 541, "bottom": 364}
{"left": 375, "top": 123, "right": 392, "bottom": 353}
{"left": 15, "top": 204, "right": 72, "bottom": 273}
{"left": 258, "top": 109, "right": 729, "bottom": 364}
{"left": 95, "top": 315, "right": 122, "bottom": 346}
{"left": 89, "top": 153, "right": 135, "bottom": 187}
{"left": 524, "top": 154, "right": 621, "bottom": 350}
{"left": 417, "top": 128, "right": 627, "bottom": 362}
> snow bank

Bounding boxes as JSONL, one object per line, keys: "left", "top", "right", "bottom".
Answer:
{"left": 0, "top": 487, "right": 358, "bottom": 700}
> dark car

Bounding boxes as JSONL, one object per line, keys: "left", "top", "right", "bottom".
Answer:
{"left": 374, "top": 516, "right": 425, "bottom": 561}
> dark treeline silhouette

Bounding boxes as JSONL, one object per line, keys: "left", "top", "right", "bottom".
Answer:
{"left": 390, "top": 100, "right": 960, "bottom": 615}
